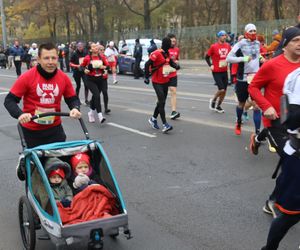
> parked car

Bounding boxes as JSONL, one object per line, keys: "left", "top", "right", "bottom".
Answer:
{"left": 117, "top": 39, "right": 162, "bottom": 75}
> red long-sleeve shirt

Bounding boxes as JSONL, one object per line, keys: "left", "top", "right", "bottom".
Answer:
{"left": 248, "top": 54, "right": 300, "bottom": 127}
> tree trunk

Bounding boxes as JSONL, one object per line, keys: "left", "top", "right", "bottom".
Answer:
{"left": 44, "top": 2, "right": 54, "bottom": 38}
{"left": 94, "top": 0, "right": 106, "bottom": 41}
{"left": 53, "top": 15, "right": 57, "bottom": 41}
{"left": 273, "top": 0, "right": 284, "bottom": 19}
{"left": 144, "top": 0, "right": 151, "bottom": 30}
{"left": 88, "top": 2, "right": 94, "bottom": 41}
{"left": 65, "top": 11, "right": 71, "bottom": 43}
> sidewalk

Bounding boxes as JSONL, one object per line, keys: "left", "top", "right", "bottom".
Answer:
{"left": 180, "top": 59, "right": 210, "bottom": 75}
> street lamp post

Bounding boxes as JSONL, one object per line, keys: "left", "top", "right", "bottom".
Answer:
{"left": 230, "top": 0, "right": 237, "bottom": 36}
{"left": 0, "top": 0, "right": 7, "bottom": 48}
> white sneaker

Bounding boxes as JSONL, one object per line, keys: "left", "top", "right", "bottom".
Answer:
{"left": 98, "top": 113, "right": 106, "bottom": 123}
{"left": 88, "top": 110, "right": 95, "bottom": 123}
{"left": 113, "top": 80, "right": 118, "bottom": 85}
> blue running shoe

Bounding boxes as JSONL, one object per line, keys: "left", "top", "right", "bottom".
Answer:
{"left": 148, "top": 117, "right": 159, "bottom": 129}
{"left": 162, "top": 123, "right": 173, "bottom": 133}
{"left": 242, "top": 112, "right": 249, "bottom": 122}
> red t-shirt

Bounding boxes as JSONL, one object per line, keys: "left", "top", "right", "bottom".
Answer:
{"left": 81, "top": 54, "right": 109, "bottom": 77}
{"left": 168, "top": 47, "right": 180, "bottom": 78}
{"left": 10, "top": 67, "right": 76, "bottom": 130}
{"left": 150, "top": 49, "right": 172, "bottom": 84}
{"left": 249, "top": 54, "right": 300, "bottom": 127}
{"left": 206, "top": 42, "right": 231, "bottom": 72}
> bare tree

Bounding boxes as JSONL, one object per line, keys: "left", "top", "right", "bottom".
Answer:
{"left": 273, "top": 0, "right": 284, "bottom": 19}
{"left": 122, "top": 0, "right": 166, "bottom": 30}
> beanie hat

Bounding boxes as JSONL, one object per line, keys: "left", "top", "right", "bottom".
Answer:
{"left": 162, "top": 37, "right": 171, "bottom": 52}
{"left": 70, "top": 153, "right": 90, "bottom": 170}
{"left": 217, "top": 30, "right": 227, "bottom": 38}
{"left": 44, "top": 157, "right": 71, "bottom": 179}
{"left": 245, "top": 23, "right": 256, "bottom": 33}
{"left": 282, "top": 27, "right": 300, "bottom": 47}
{"left": 272, "top": 29, "right": 279, "bottom": 35}
{"left": 48, "top": 168, "right": 65, "bottom": 179}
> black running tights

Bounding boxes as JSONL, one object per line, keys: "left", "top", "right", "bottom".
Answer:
{"left": 152, "top": 82, "right": 169, "bottom": 124}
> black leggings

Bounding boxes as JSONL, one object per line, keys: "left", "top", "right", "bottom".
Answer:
{"left": 102, "top": 79, "right": 109, "bottom": 110}
{"left": 262, "top": 212, "right": 300, "bottom": 250}
{"left": 73, "top": 73, "right": 88, "bottom": 97}
{"left": 257, "top": 122, "right": 288, "bottom": 157}
{"left": 152, "top": 82, "right": 169, "bottom": 124}
{"left": 86, "top": 75, "right": 104, "bottom": 113}
{"left": 14, "top": 60, "right": 22, "bottom": 76}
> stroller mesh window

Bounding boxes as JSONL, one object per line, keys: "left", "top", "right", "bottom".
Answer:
{"left": 31, "top": 159, "right": 53, "bottom": 216}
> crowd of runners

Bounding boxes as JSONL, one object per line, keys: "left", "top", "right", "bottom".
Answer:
{"left": 1, "top": 14, "right": 300, "bottom": 249}
{"left": 205, "top": 16, "right": 300, "bottom": 249}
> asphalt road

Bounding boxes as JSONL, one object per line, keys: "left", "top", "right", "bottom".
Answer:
{"left": 0, "top": 67, "right": 299, "bottom": 250}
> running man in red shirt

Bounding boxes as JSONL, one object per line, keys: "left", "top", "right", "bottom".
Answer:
{"left": 205, "top": 30, "right": 231, "bottom": 113}
{"left": 144, "top": 37, "right": 180, "bottom": 133}
{"left": 167, "top": 33, "right": 181, "bottom": 120}
{"left": 249, "top": 26, "right": 300, "bottom": 218}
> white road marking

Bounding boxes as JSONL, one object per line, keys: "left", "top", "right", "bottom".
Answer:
{"left": 122, "top": 107, "right": 254, "bottom": 133}
{"left": 109, "top": 85, "right": 236, "bottom": 101}
{"left": 0, "top": 91, "right": 8, "bottom": 95}
{"left": 107, "top": 122, "right": 157, "bottom": 138}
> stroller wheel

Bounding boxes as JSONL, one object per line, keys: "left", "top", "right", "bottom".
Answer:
{"left": 18, "top": 196, "right": 36, "bottom": 250}
{"left": 109, "top": 228, "right": 119, "bottom": 239}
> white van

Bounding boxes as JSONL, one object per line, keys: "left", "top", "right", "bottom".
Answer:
{"left": 117, "top": 38, "right": 162, "bottom": 74}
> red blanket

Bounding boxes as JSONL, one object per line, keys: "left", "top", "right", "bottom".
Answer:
{"left": 57, "top": 185, "right": 118, "bottom": 225}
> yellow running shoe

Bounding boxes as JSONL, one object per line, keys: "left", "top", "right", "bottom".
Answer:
{"left": 267, "top": 138, "right": 276, "bottom": 153}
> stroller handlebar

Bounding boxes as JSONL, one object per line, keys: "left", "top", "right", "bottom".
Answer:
{"left": 30, "top": 112, "right": 70, "bottom": 121}
{"left": 18, "top": 112, "right": 90, "bottom": 150}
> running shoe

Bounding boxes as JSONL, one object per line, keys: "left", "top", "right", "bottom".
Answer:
{"left": 250, "top": 133, "right": 260, "bottom": 155}
{"left": 113, "top": 80, "right": 118, "bottom": 85}
{"left": 242, "top": 112, "right": 249, "bottom": 122}
{"left": 209, "top": 98, "right": 216, "bottom": 111}
{"left": 16, "top": 156, "right": 25, "bottom": 181}
{"left": 267, "top": 138, "right": 277, "bottom": 153}
{"left": 148, "top": 117, "right": 159, "bottom": 130}
{"left": 88, "top": 110, "right": 95, "bottom": 123}
{"left": 170, "top": 111, "right": 180, "bottom": 120}
{"left": 235, "top": 123, "right": 241, "bottom": 135}
{"left": 263, "top": 200, "right": 278, "bottom": 218}
{"left": 215, "top": 106, "right": 225, "bottom": 113}
{"left": 98, "top": 113, "right": 106, "bottom": 123}
{"left": 162, "top": 123, "right": 173, "bottom": 133}
{"left": 105, "top": 109, "right": 111, "bottom": 114}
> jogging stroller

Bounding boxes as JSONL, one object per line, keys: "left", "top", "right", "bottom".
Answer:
{"left": 17, "top": 112, "right": 131, "bottom": 250}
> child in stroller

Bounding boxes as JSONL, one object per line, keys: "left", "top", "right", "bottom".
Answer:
{"left": 44, "top": 157, "right": 73, "bottom": 208}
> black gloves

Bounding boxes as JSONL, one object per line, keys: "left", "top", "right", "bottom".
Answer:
{"left": 78, "top": 66, "right": 85, "bottom": 72}
{"left": 174, "top": 64, "right": 180, "bottom": 70}
{"left": 87, "top": 64, "right": 93, "bottom": 71}
{"left": 144, "top": 78, "right": 150, "bottom": 85}
{"left": 61, "top": 198, "right": 71, "bottom": 208}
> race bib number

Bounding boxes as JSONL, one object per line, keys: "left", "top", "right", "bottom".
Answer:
{"left": 14, "top": 56, "right": 21, "bottom": 61}
{"left": 108, "top": 56, "right": 115, "bottom": 62}
{"left": 246, "top": 73, "right": 255, "bottom": 84}
{"left": 79, "top": 57, "right": 84, "bottom": 65}
{"left": 219, "top": 60, "right": 227, "bottom": 68}
{"left": 91, "top": 60, "right": 103, "bottom": 69}
{"left": 162, "top": 65, "right": 176, "bottom": 76}
{"left": 33, "top": 107, "right": 56, "bottom": 125}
